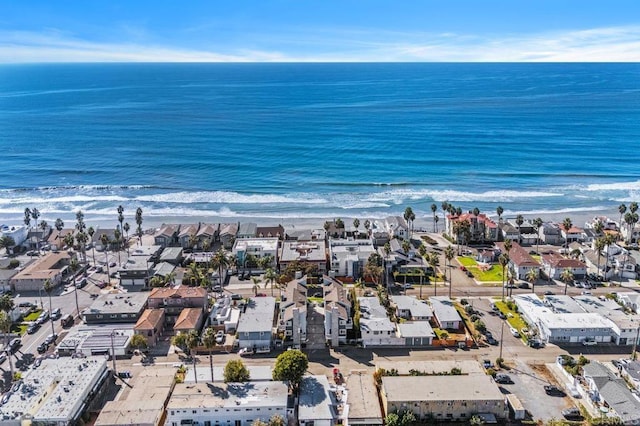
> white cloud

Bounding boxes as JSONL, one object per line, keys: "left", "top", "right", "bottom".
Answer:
{"left": 1, "top": 25, "right": 639, "bottom": 62}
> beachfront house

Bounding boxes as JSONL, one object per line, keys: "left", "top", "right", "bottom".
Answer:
{"left": 177, "top": 223, "right": 200, "bottom": 249}
{"left": 153, "top": 224, "right": 179, "bottom": 248}
{"left": 539, "top": 222, "right": 563, "bottom": 245}
{"left": 445, "top": 212, "right": 498, "bottom": 243}
{"left": 256, "top": 225, "right": 286, "bottom": 239}
{"left": 219, "top": 223, "right": 238, "bottom": 249}
{"left": 0, "top": 224, "right": 28, "bottom": 249}
{"left": 237, "top": 222, "right": 257, "bottom": 239}
{"left": 385, "top": 216, "right": 409, "bottom": 240}
{"left": 232, "top": 237, "right": 279, "bottom": 268}
{"left": 195, "top": 222, "right": 219, "bottom": 250}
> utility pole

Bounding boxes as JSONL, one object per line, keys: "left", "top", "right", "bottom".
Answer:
{"left": 632, "top": 325, "right": 640, "bottom": 361}
{"left": 499, "top": 321, "right": 505, "bottom": 360}
{"left": 110, "top": 331, "right": 117, "bottom": 373}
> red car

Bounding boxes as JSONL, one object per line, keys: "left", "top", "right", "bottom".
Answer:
{"left": 460, "top": 266, "right": 467, "bottom": 271}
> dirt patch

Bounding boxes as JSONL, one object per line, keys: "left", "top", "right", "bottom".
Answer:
{"left": 529, "top": 363, "right": 558, "bottom": 384}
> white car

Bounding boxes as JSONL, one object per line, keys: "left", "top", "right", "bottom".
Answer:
{"left": 215, "top": 331, "right": 225, "bottom": 344}
{"left": 582, "top": 339, "right": 597, "bottom": 346}
{"left": 510, "top": 327, "right": 520, "bottom": 337}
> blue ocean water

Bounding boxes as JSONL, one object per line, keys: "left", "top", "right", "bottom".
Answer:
{"left": 0, "top": 63, "right": 639, "bottom": 226}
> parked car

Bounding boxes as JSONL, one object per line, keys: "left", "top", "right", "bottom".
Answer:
{"left": 518, "top": 282, "right": 530, "bottom": 289}
{"left": 498, "top": 312, "right": 507, "bottom": 320}
{"left": 231, "top": 294, "right": 243, "bottom": 301}
{"left": 51, "top": 308, "right": 62, "bottom": 320}
{"left": 544, "top": 290, "right": 555, "bottom": 296}
{"left": 582, "top": 339, "right": 597, "bottom": 346}
{"left": 487, "top": 337, "right": 499, "bottom": 345}
{"left": 238, "top": 348, "right": 254, "bottom": 357}
{"left": 8, "top": 338, "right": 21, "bottom": 352}
{"left": 466, "top": 271, "right": 474, "bottom": 278}
{"left": 562, "top": 408, "right": 583, "bottom": 420}
{"left": 459, "top": 266, "right": 467, "bottom": 271}
{"left": 36, "top": 310, "right": 50, "bottom": 325}
{"left": 402, "top": 284, "right": 414, "bottom": 289}
{"left": 27, "top": 323, "right": 40, "bottom": 334}
{"left": 482, "top": 359, "right": 493, "bottom": 369}
{"left": 0, "top": 352, "right": 7, "bottom": 364}
{"left": 212, "top": 285, "right": 222, "bottom": 292}
{"left": 510, "top": 327, "right": 520, "bottom": 338}
{"left": 495, "top": 373, "right": 513, "bottom": 384}
{"left": 37, "top": 342, "right": 48, "bottom": 354}
{"left": 215, "top": 330, "right": 225, "bottom": 344}
{"left": 544, "top": 385, "right": 566, "bottom": 396}
{"left": 44, "top": 333, "right": 58, "bottom": 345}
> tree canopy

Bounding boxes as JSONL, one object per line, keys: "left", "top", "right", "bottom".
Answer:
{"left": 272, "top": 349, "right": 308, "bottom": 391}
{"left": 224, "top": 359, "right": 250, "bottom": 383}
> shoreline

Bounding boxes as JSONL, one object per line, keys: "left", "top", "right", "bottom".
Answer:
{"left": 3, "top": 207, "right": 622, "bottom": 235}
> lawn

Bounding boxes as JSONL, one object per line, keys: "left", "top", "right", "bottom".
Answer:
{"left": 307, "top": 297, "right": 324, "bottom": 304}
{"left": 457, "top": 257, "right": 506, "bottom": 282}
{"left": 495, "top": 301, "right": 529, "bottom": 342}
{"left": 23, "top": 310, "right": 42, "bottom": 322}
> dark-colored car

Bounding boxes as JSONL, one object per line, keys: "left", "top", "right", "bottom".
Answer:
{"left": 27, "top": 323, "right": 40, "bottom": 334}
{"left": 495, "top": 374, "right": 513, "bottom": 384}
{"left": 544, "top": 385, "right": 566, "bottom": 396}
{"left": 8, "top": 338, "right": 21, "bottom": 353}
{"left": 562, "top": 408, "right": 583, "bottom": 420}
{"left": 498, "top": 312, "right": 507, "bottom": 320}
{"left": 466, "top": 271, "right": 474, "bottom": 278}
{"left": 487, "top": 337, "right": 499, "bottom": 345}
{"left": 37, "top": 342, "right": 48, "bottom": 354}
{"left": 231, "top": 294, "right": 243, "bottom": 301}
{"left": 518, "top": 282, "right": 530, "bottom": 289}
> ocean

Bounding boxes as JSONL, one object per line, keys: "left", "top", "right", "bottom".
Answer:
{"left": 0, "top": 63, "right": 639, "bottom": 229}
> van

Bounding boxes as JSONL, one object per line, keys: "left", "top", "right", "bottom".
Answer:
{"left": 61, "top": 314, "right": 74, "bottom": 328}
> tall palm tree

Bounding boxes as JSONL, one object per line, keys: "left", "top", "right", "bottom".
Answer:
{"left": 135, "top": 207, "right": 143, "bottom": 245}
{"left": 404, "top": 207, "right": 415, "bottom": 240}
{"left": 560, "top": 269, "right": 574, "bottom": 295}
{"left": 441, "top": 201, "right": 449, "bottom": 215}
{"left": 24, "top": 208, "right": 31, "bottom": 228}
{"left": 0, "top": 311, "right": 14, "bottom": 381}
{"left": 251, "top": 277, "right": 262, "bottom": 296}
{"left": 444, "top": 245, "right": 455, "bottom": 299}
{"left": 201, "top": 327, "right": 216, "bottom": 381}
{"left": 515, "top": 214, "right": 524, "bottom": 244}
{"left": 117, "top": 205, "right": 125, "bottom": 235}
{"left": 87, "top": 226, "right": 96, "bottom": 265}
{"left": 363, "top": 219, "right": 371, "bottom": 237}
{"left": 264, "top": 268, "right": 278, "bottom": 297}
{"left": 526, "top": 268, "right": 538, "bottom": 294}
{"left": 472, "top": 207, "right": 480, "bottom": 217}
{"left": 562, "top": 217, "right": 573, "bottom": 251}
{"left": 0, "top": 236, "right": 15, "bottom": 255}
{"left": 428, "top": 252, "right": 439, "bottom": 297}
{"left": 353, "top": 218, "right": 360, "bottom": 237}
{"left": 532, "top": 217, "right": 543, "bottom": 255}
{"left": 594, "top": 237, "right": 606, "bottom": 279}
{"left": 619, "top": 204, "right": 627, "bottom": 234}
{"left": 383, "top": 242, "right": 391, "bottom": 287}
{"left": 186, "top": 330, "right": 200, "bottom": 383}
{"left": 31, "top": 208, "right": 40, "bottom": 251}
{"left": 75, "top": 231, "right": 88, "bottom": 265}
{"left": 499, "top": 253, "right": 509, "bottom": 301}
{"left": 43, "top": 279, "right": 56, "bottom": 336}
{"left": 114, "top": 227, "right": 122, "bottom": 267}
{"left": 100, "top": 233, "right": 111, "bottom": 280}
{"left": 593, "top": 220, "right": 604, "bottom": 237}
{"left": 123, "top": 223, "right": 131, "bottom": 256}
{"left": 431, "top": 204, "right": 438, "bottom": 232}
{"left": 496, "top": 206, "right": 504, "bottom": 223}
{"left": 434, "top": 215, "right": 439, "bottom": 233}
{"left": 604, "top": 232, "right": 616, "bottom": 280}
{"left": 211, "top": 249, "right": 230, "bottom": 287}
{"left": 69, "top": 258, "right": 80, "bottom": 318}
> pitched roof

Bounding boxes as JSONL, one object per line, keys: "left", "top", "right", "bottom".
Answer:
{"left": 541, "top": 252, "right": 586, "bottom": 268}
{"left": 196, "top": 223, "right": 219, "bottom": 238}
{"left": 173, "top": 308, "right": 204, "bottom": 331}
{"left": 134, "top": 309, "right": 165, "bottom": 331}
{"left": 497, "top": 241, "right": 540, "bottom": 267}
{"left": 148, "top": 286, "right": 207, "bottom": 300}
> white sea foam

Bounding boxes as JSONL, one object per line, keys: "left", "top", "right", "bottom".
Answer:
{"left": 366, "top": 188, "right": 562, "bottom": 203}
{"left": 134, "top": 191, "right": 327, "bottom": 205}
{"left": 586, "top": 181, "right": 640, "bottom": 191}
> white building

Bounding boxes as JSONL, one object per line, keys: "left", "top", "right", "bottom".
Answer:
{"left": 358, "top": 297, "right": 402, "bottom": 347}
{"left": 328, "top": 238, "right": 376, "bottom": 279}
{"left": 391, "top": 295, "right": 433, "bottom": 321}
{"left": 236, "top": 297, "right": 276, "bottom": 351}
{"left": 429, "top": 296, "right": 462, "bottom": 330}
{"left": 232, "top": 237, "right": 279, "bottom": 267}
{"left": 165, "top": 382, "right": 289, "bottom": 426}
{"left": 0, "top": 224, "right": 28, "bottom": 249}
{"left": 0, "top": 357, "right": 109, "bottom": 425}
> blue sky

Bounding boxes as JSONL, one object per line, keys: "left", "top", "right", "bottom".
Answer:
{"left": 2, "top": 0, "right": 639, "bottom": 62}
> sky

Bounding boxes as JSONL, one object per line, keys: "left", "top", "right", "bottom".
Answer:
{"left": 1, "top": 0, "right": 640, "bottom": 62}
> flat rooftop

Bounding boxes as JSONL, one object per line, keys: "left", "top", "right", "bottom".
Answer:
{"left": 234, "top": 237, "right": 279, "bottom": 251}
{"left": 382, "top": 374, "right": 504, "bottom": 402}
{"left": 84, "top": 292, "right": 149, "bottom": 316}
{"left": 167, "top": 381, "right": 288, "bottom": 410}
{"left": 346, "top": 371, "right": 383, "bottom": 424}
{"left": 375, "top": 360, "right": 485, "bottom": 376}
{"left": 0, "top": 357, "right": 108, "bottom": 423}
{"left": 299, "top": 375, "right": 336, "bottom": 422}
{"left": 237, "top": 297, "right": 276, "bottom": 334}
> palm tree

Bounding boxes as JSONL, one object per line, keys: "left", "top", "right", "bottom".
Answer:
{"left": 173, "top": 331, "right": 200, "bottom": 383}
{"left": 593, "top": 219, "right": 604, "bottom": 237}
{"left": 434, "top": 215, "right": 439, "bottom": 233}
{"left": 69, "top": 258, "right": 80, "bottom": 318}
{"left": 76, "top": 231, "right": 88, "bottom": 265}
{"left": 383, "top": 242, "right": 391, "bottom": 287}
{"left": 0, "top": 236, "right": 15, "bottom": 255}
{"left": 0, "top": 311, "right": 14, "bottom": 381}
{"left": 526, "top": 268, "right": 538, "bottom": 293}
{"left": 54, "top": 217, "right": 64, "bottom": 241}
{"left": 431, "top": 204, "right": 438, "bottom": 232}
{"left": 87, "top": 226, "right": 96, "bottom": 265}
{"left": 532, "top": 217, "right": 543, "bottom": 255}
{"left": 503, "top": 238, "right": 512, "bottom": 256}
{"left": 445, "top": 245, "right": 455, "bottom": 299}
{"left": 211, "top": 249, "right": 230, "bottom": 287}
{"left": 560, "top": 269, "right": 574, "bottom": 295}
{"left": 604, "top": 233, "right": 616, "bottom": 281}
{"left": 353, "top": 218, "right": 360, "bottom": 237}
{"left": 201, "top": 327, "right": 216, "bottom": 381}
{"left": 403, "top": 207, "right": 415, "bottom": 239}
{"left": 499, "top": 253, "right": 509, "bottom": 301}
{"left": 135, "top": 207, "right": 143, "bottom": 245}
{"left": 24, "top": 208, "right": 31, "bottom": 228}
{"left": 428, "top": 252, "right": 439, "bottom": 297}
{"left": 100, "top": 233, "right": 111, "bottom": 280}
{"left": 43, "top": 279, "right": 56, "bottom": 336}
{"left": 114, "top": 227, "right": 122, "bottom": 266}
{"left": 39, "top": 220, "right": 48, "bottom": 234}
{"left": 363, "top": 219, "right": 371, "bottom": 237}
{"left": 31, "top": 208, "right": 40, "bottom": 251}
{"left": 496, "top": 206, "right": 504, "bottom": 223}
{"left": 562, "top": 217, "right": 573, "bottom": 250}
{"left": 594, "top": 237, "right": 606, "bottom": 279}
{"left": 515, "top": 214, "right": 524, "bottom": 244}
{"left": 117, "top": 205, "right": 125, "bottom": 235}
{"left": 123, "top": 223, "right": 131, "bottom": 256}
{"left": 251, "top": 277, "right": 262, "bottom": 296}
{"left": 619, "top": 204, "right": 627, "bottom": 233}
{"left": 264, "top": 268, "right": 278, "bottom": 297}
{"left": 472, "top": 207, "right": 480, "bottom": 217}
